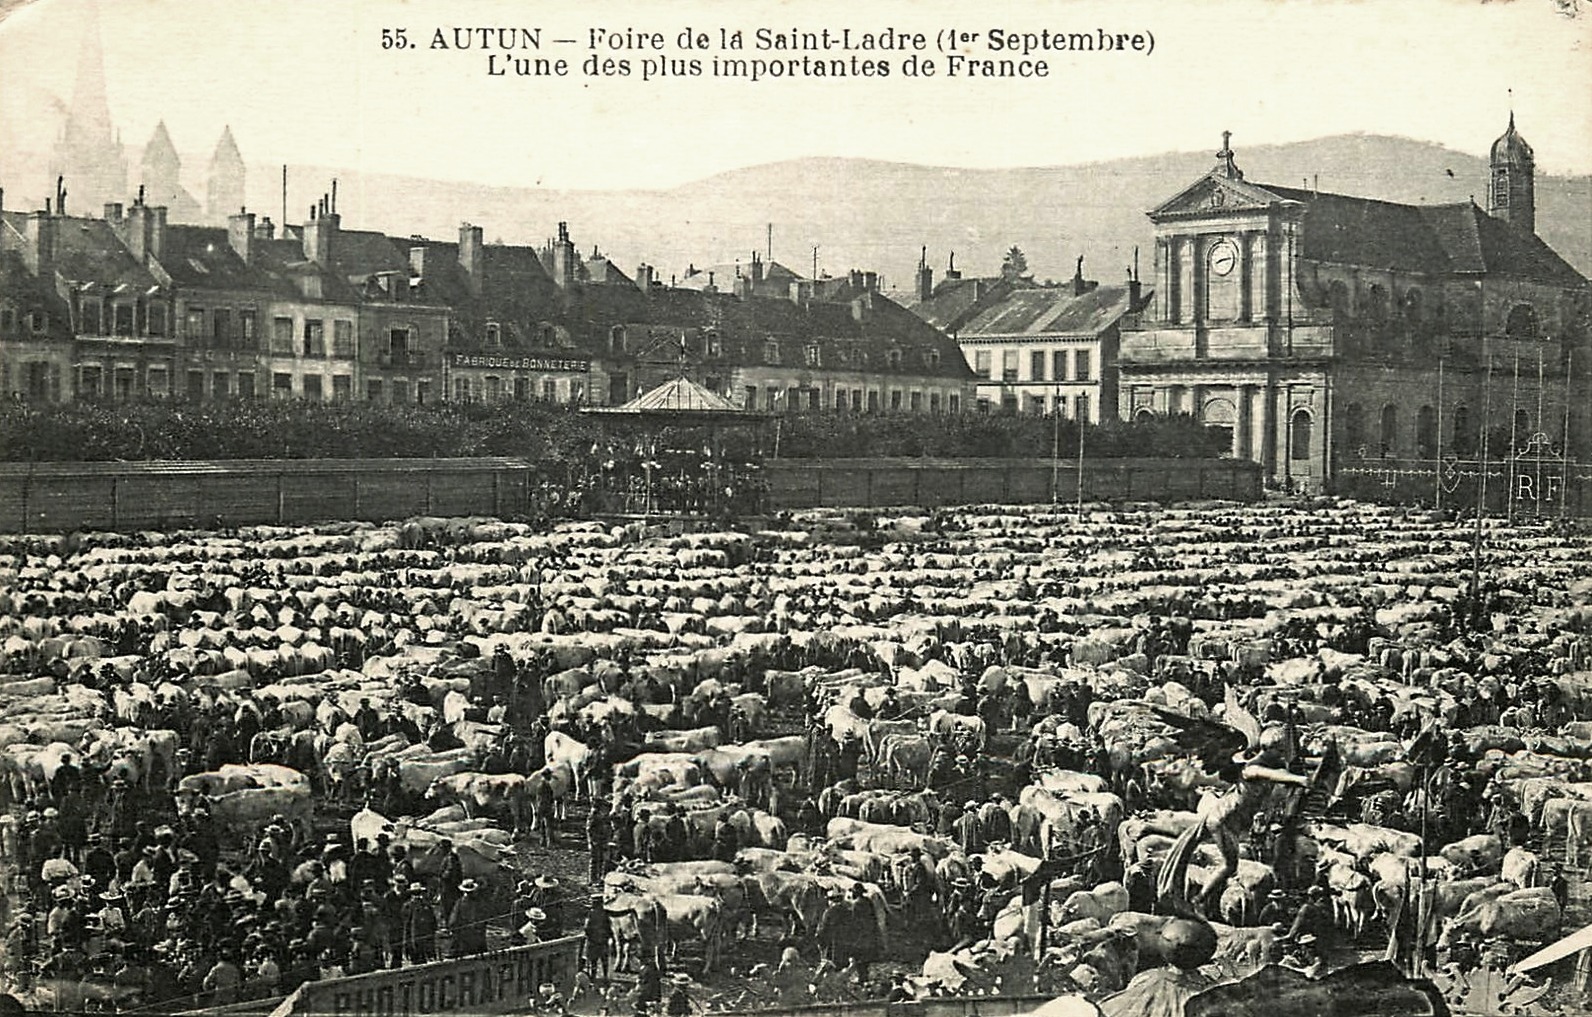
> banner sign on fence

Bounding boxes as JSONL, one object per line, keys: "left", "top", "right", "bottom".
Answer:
{"left": 266, "top": 936, "right": 581, "bottom": 1017}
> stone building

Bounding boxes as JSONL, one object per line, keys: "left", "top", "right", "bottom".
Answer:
{"left": 0, "top": 186, "right": 971, "bottom": 413}
{"left": 1117, "top": 124, "right": 1590, "bottom": 492}
{"left": 953, "top": 257, "right": 1146, "bottom": 419}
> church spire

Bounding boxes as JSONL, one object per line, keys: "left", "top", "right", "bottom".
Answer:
{"left": 1489, "top": 106, "right": 1535, "bottom": 234}
{"left": 206, "top": 125, "right": 246, "bottom": 226}
{"left": 48, "top": 0, "right": 127, "bottom": 212}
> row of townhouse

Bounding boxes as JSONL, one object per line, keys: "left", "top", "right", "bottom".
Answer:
{"left": 0, "top": 186, "right": 976, "bottom": 413}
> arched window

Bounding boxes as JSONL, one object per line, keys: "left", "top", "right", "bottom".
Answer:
{"left": 609, "top": 325, "right": 627, "bottom": 354}
{"left": 1379, "top": 404, "right": 1398, "bottom": 458}
{"left": 1342, "top": 402, "right": 1366, "bottom": 456}
{"left": 484, "top": 322, "right": 502, "bottom": 347}
{"left": 1416, "top": 405, "right": 1437, "bottom": 459}
{"left": 1505, "top": 304, "right": 1539, "bottom": 339}
{"left": 1202, "top": 397, "right": 1237, "bottom": 458}
{"left": 1452, "top": 405, "right": 1474, "bottom": 455}
{"left": 1289, "top": 409, "right": 1313, "bottom": 462}
{"left": 1134, "top": 407, "right": 1156, "bottom": 422}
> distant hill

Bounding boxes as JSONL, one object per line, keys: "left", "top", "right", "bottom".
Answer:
{"left": 8, "top": 132, "right": 1589, "bottom": 288}
{"left": 247, "top": 134, "right": 1590, "bottom": 291}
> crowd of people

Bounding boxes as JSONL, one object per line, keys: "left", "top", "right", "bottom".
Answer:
{"left": 0, "top": 502, "right": 1588, "bottom": 1016}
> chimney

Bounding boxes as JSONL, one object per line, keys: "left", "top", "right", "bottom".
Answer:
{"left": 945, "top": 252, "right": 961, "bottom": 281}
{"left": 635, "top": 263, "right": 657, "bottom": 290}
{"left": 917, "top": 247, "right": 933, "bottom": 302}
{"left": 551, "top": 221, "right": 576, "bottom": 289}
{"left": 789, "top": 280, "right": 810, "bottom": 307}
{"left": 848, "top": 269, "right": 864, "bottom": 291}
{"left": 863, "top": 271, "right": 878, "bottom": 293}
{"left": 303, "top": 194, "right": 338, "bottom": 265}
{"left": 458, "top": 223, "right": 484, "bottom": 296}
{"left": 103, "top": 202, "right": 123, "bottom": 224}
{"left": 22, "top": 210, "right": 55, "bottom": 277}
{"left": 1, "top": 187, "right": 5, "bottom": 214}
{"left": 227, "top": 208, "right": 255, "bottom": 263}
{"left": 126, "top": 201, "right": 150, "bottom": 262}
{"left": 1128, "top": 246, "right": 1143, "bottom": 310}
{"left": 1072, "top": 255, "right": 1087, "bottom": 297}
{"left": 733, "top": 273, "right": 752, "bottom": 300}
{"left": 56, "top": 176, "right": 67, "bottom": 217}
{"left": 150, "top": 206, "right": 167, "bottom": 260}
{"left": 750, "top": 251, "right": 764, "bottom": 286}
{"left": 255, "top": 216, "right": 275, "bottom": 240}
{"left": 704, "top": 270, "right": 716, "bottom": 293}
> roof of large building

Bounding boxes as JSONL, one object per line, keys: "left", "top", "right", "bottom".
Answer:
{"left": 903, "top": 276, "right": 1013, "bottom": 333}
{"left": 0, "top": 212, "right": 161, "bottom": 291}
{"left": 959, "top": 283, "right": 1140, "bottom": 337}
{"left": 1256, "top": 183, "right": 1585, "bottom": 286}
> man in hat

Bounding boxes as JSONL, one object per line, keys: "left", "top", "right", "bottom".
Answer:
{"left": 403, "top": 885, "right": 438, "bottom": 963}
{"left": 450, "top": 879, "right": 489, "bottom": 957}
{"left": 952, "top": 802, "right": 986, "bottom": 855}
{"left": 846, "top": 882, "right": 880, "bottom": 982}
{"left": 437, "top": 841, "right": 464, "bottom": 916}
{"left": 201, "top": 950, "right": 243, "bottom": 1006}
{"left": 1257, "top": 889, "right": 1288, "bottom": 928}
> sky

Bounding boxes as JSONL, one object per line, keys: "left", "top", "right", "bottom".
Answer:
{"left": 0, "top": 0, "right": 1589, "bottom": 201}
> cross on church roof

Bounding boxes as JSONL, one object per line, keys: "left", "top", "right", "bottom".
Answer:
{"left": 1215, "top": 129, "right": 1243, "bottom": 180}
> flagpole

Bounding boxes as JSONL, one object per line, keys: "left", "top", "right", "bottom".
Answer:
{"left": 1507, "top": 353, "right": 1520, "bottom": 525}
{"left": 1435, "top": 359, "right": 1444, "bottom": 510}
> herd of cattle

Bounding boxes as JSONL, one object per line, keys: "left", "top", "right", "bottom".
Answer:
{"left": 1, "top": 499, "right": 1592, "bottom": 1006}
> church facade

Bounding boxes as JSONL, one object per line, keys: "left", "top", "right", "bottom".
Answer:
{"left": 1117, "top": 124, "right": 1590, "bottom": 493}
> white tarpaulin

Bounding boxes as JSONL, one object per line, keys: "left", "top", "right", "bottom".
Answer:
{"left": 1509, "top": 920, "right": 1592, "bottom": 974}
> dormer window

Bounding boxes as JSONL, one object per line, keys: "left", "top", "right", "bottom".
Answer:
{"left": 886, "top": 348, "right": 903, "bottom": 369}
{"left": 764, "top": 339, "right": 780, "bottom": 365}
{"left": 28, "top": 310, "right": 44, "bottom": 334}
{"left": 539, "top": 323, "right": 556, "bottom": 346}
{"left": 610, "top": 325, "right": 627, "bottom": 354}
{"left": 923, "top": 349, "right": 941, "bottom": 369}
{"left": 705, "top": 329, "right": 721, "bottom": 358}
{"left": 804, "top": 343, "right": 821, "bottom": 367}
{"left": 485, "top": 322, "right": 502, "bottom": 347}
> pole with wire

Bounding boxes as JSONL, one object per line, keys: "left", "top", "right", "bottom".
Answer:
{"left": 1075, "top": 396, "right": 1086, "bottom": 519}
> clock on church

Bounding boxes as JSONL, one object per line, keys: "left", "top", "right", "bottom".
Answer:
{"left": 1209, "top": 240, "right": 1238, "bottom": 277}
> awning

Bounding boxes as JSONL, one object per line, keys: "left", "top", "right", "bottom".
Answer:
{"left": 1509, "top": 920, "right": 1592, "bottom": 975}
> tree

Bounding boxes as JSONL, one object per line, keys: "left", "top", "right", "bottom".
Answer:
{"left": 1001, "top": 246, "right": 1029, "bottom": 281}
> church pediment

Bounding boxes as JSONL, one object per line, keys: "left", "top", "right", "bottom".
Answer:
{"left": 1150, "top": 174, "right": 1290, "bottom": 220}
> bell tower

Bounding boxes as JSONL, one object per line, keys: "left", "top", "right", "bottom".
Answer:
{"left": 1489, "top": 110, "right": 1535, "bottom": 234}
